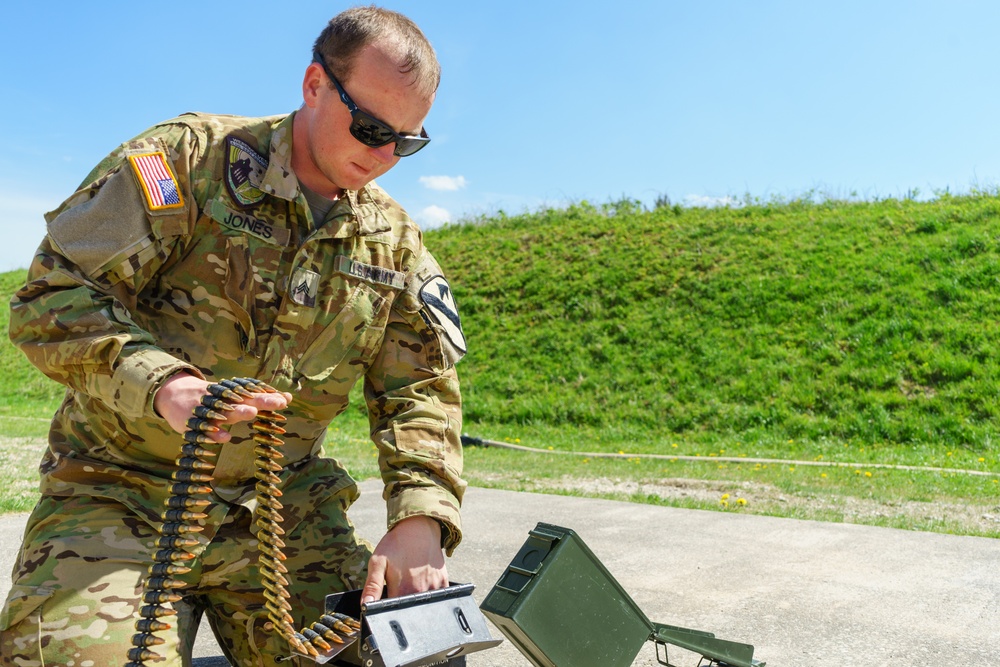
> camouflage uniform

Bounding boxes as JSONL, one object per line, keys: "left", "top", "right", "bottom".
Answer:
{"left": 1, "top": 112, "right": 467, "bottom": 666}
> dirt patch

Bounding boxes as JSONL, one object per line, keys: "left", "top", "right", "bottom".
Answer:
{"left": 474, "top": 473, "right": 1000, "bottom": 536}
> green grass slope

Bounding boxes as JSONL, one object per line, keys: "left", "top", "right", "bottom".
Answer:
{"left": 432, "top": 194, "right": 1000, "bottom": 459}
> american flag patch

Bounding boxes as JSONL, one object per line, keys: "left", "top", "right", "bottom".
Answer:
{"left": 128, "top": 152, "right": 184, "bottom": 211}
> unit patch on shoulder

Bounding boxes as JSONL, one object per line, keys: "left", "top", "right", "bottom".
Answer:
{"left": 128, "top": 152, "right": 184, "bottom": 211}
{"left": 419, "top": 275, "right": 467, "bottom": 354}
{"left": 225, "top": 136, "right": 268, "bottom": 209}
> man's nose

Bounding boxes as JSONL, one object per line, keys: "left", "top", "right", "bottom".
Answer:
{"left": 370, "top": 143, "right": 397, "bottom": 164}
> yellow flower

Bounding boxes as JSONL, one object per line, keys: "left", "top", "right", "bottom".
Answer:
{"left": 583, "top": 458, "right": 590, "bottom": 464}
{"left": 865, "top": 471, "right": 872, "bottom": 478}
{"left": 821, "top": 473, "right": 827, "bottom": 478}
{"left": 789, "top": 466, "right": 796, "bottom": 472}
{"left": 515, "top": 438, "right": 521, "bottom": 443}
{"left": 978, "top": 457, "right": 986, "bottom": 463}
{"left": 720, "top": 500, "right": 729, "bottom": 508}
{"left": 671, "top": 443, "right": 678, "bottom": 448}
{"left": 736, "top": 498, "right": 747, "bottom": 506}
{"left": 721, "top": 493, "right": 730, "bottom": 500}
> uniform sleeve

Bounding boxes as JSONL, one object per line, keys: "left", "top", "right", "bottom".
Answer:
{"left": 364, "top": 248, "right": 468, "bottom": 555}
{"left": 8, "top": 126, "right": 202, "bottom": 421}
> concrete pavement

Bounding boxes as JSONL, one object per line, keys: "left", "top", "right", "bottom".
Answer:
{"left": 2, "top": 479, "right": 998, "bottom": 666}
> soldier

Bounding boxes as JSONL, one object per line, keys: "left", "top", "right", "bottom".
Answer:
{"left": 2, "top": 6, "right": 467, "bottom": 666}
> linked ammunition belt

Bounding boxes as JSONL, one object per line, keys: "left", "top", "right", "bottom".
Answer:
{"left": 126, "top": 378, "right": 361, "bottom": 666}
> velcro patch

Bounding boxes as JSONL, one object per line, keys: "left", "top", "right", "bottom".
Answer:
{"left": 419, "top": 275, "right": 466, "bottom": 354}
{"left": 290, "top": 268, "right": 320, "bottom": 307}
{"left": 334, "top": 256, "right": 405, "bottom": 289}
{"left": 225, "top": 136, "right": 268, "bottom": 209}
{"left": 128, "top": 152, "right": 184, "bottom": 211}
{"left": 207, "top": 198, "right": 290, "bottom": 246}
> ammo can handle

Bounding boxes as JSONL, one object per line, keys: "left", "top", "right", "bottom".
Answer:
{"left": 491, "top": 529, "right": 560, "bottom": 594}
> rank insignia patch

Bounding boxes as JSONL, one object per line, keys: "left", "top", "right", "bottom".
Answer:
{"left": 225, "top": 136, "right": 268, "bottom": 209}
{"left": 128, "top": 152, "right": 184, "bottom": 211}
{"left": 419, "top": 275, "right": 467, "bottom": 354}
{"left": 290, "top": 268, "right": 320, "bottom": 307}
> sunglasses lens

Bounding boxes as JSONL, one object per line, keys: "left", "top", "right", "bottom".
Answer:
{"left": 349, "top": 111, "right": 430, "bottom": 157}
{"left": 392, "top": 136, "right": 430, "bottom": 157}
{"left": 350, "top": 114, "right": 396, "bottom": 147}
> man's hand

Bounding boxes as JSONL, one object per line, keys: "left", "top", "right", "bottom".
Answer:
{"left": 153, "top": 372, "right": 293, "bottom": 440}
{"left": 362, "top": 515, "right": 448, "bottom": 603}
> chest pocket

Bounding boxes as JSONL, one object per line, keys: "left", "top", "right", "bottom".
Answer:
{"left": 222, "top": 233, "right": 284, "bottom": 358}
{"left": 223, "top": 235, "right": 256, "bottom": 354}
{"left": 296, "top": 281, "right": 388, "bottom": 381}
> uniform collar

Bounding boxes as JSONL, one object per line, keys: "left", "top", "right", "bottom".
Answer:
{"left": 267, "top": 111, "right": 392, "bottom": 237}
{"left": 259, "top": 113, "right": 300, "bottom": 202}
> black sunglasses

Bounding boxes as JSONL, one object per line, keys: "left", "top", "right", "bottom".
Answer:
{"left": 312, "top": 50, "right": 431, "bottom": 157}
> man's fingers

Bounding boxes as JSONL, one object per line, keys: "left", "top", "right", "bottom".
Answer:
{"left": 395, "top": 565, "right": 449, "bottom": 597}
{"left": 245, "top": 392, "right": 293, "bottom": 413}
{"left": 362, "top": 555, "right": 387, "bottom": 604}
{"left": 219, "top": 394, "right": 291, "bottom": 424}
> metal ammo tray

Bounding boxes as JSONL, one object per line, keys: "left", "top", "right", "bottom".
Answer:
{"left": 293, "top": 583, "right": 501, "bottom": 667}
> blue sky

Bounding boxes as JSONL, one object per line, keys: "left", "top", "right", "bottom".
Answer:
{"left": 2, "top": 2, "right": 999, "bottom": 271}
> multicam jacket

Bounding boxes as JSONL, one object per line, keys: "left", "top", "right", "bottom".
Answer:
{"left": 9, "top": 112, "right": 467, "bottom": 553}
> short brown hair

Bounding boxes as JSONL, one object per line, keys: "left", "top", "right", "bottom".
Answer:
{"left": 313, "top": 5, "right": 441, "bottom": 96}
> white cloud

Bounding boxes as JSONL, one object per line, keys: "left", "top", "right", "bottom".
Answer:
{"left": 419, "top": 175, "right": 467, "bottom": 192}
{"left": 418, "top": 205, "right": 452, "bottom": 228}
{"left": 683, "top": 194, "right": 741, "bottom": 208}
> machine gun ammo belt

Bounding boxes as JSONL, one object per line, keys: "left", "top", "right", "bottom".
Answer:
{"left": 126, "top": 378, "right": 361, "bottom": 666}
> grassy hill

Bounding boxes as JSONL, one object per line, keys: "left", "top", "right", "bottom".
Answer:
{"left": 2, "top": 193, "right": 998, "bottom": 532}
{"left": 436, "top": 195, "right": 1000, "bottom": 455}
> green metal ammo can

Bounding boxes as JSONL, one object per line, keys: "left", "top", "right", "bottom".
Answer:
{"left": 480, "top": 523, "right": 763, "bottom": 667}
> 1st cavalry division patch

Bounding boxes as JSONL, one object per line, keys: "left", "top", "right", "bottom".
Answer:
{"left": 128, "top": 152, "right": 184, "bottom": 211}
{"left": 419, "top": 275, "right": 467, "bottom": 355}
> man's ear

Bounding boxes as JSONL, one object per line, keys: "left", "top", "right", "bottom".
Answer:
{"left": 302, "top": 62, "right": 326, "bottom": 109}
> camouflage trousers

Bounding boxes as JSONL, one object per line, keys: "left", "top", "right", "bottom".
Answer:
{"left": 0, "top": 478, "right": 372, "bottom": 667}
